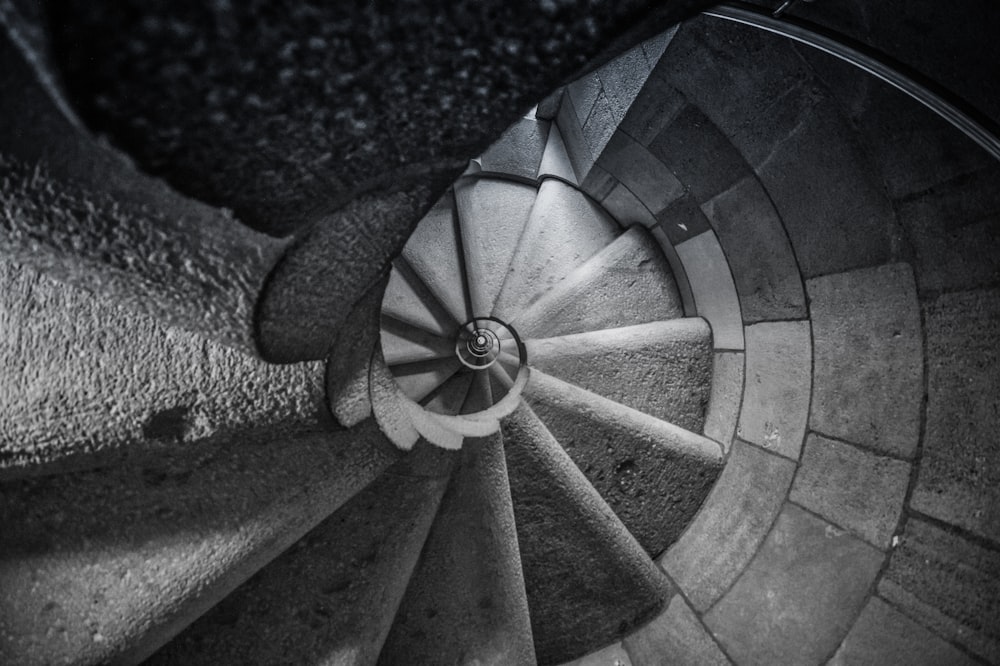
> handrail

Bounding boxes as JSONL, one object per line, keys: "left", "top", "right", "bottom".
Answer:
{"left": 703, "top": 2, "right": 1000, "bottom": 162}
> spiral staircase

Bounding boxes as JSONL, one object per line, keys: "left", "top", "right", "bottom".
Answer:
{"left": 2, "top": 1, "right": 999, "bottom": 665}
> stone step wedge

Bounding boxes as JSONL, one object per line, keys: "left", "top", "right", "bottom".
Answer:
{"left": 453, "top": 177, "right": 538, "bottom": 318}
{"left": 524, "top": 369, "right": 723, "bottom": 556}
{"left": 502, "top": 402, "right": 673, "bottom": 665}
{"left": 380, "top": 258, "right": 458, "bottom": 339}
{"left": 0, "top": 419, "right": 401, "bottom": 665}
{"left": 491, "top": 178, "right": 619, "bottom": 323}
{"left": 399, "top": 190, "right": 474, "bottom": 326}
{"left": 509, "top": 225, "right": 683, "bottom": 340}
{"left": 146, "top": 443, "right": 456, "bottom": 666}
{"left": 525, "top": 318, "right": 713, "bottom": 433}
{"left": 378, "top": 407, "right": 536, "bottom": 664}
{"left": 380, "top": 316, "right": 455, "bottom": 366}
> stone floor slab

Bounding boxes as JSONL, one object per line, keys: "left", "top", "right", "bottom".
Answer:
{"left": 661, "top": 440, "right": 795, "bottom": 612}
{"left": 674, "top": 231, "right": 743, "bottom": 350}
{"left": 704, "top": 503, "right": 883, "bottom": 666}
{"left": 790, "top": 433, "right": 910, "bottom": 548}
{"left": 829, "top": 596, "right": 976, "bottom": 666}
{"left": 912, "top": 288, "right": 1000, "bottom": 542}
{"left": 624, "top": 595, "right": 730, "bottom": 666}
{"left": 807, "top": 263, "right": 923, "bottom": 458}
{"left": 655, "top": 192, "right": 712, "bottom": 246}
{"left": 598, "top": 131, "right": 684, "bottom": 215}
{"left": 702, "top": 176, "right": 805, "bottom": 323}
{"left": 602, "top": 182, "right": 659, "bottom": 229}
{"left": 703, "top": 352, "right": 744, "bottom": 452}
{"left": 737, "top": 321, "right": 811, "bottom": 460}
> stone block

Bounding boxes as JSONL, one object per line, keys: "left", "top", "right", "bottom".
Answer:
{"left": 674, "top": 231, "right": 743, "bottom": 350}
{"left": 703, "top": 351, "right": 743, "bottom": 452}
{"left": 702, "top": 176, "right": 805, "bottom": 323}
{"left": 790, "top": 433, "right": 910, "bottom": 548}
{"left": 704, "top": 504, "right": 883, "bottom": 666}
{"left": 737, "top": 321, "right": 811, "bottom": 460}
{"left": 619, "top": 72, "right": 686, "bottom": 147}
{"left": 557, "top": 93, "right": 596, "bottom": 183}
{"left": 566, "top": 73, "right": 601, "bottom": 128}
{"left": 624, "top": 595, "right": 729, "bottom": 666}
{"left": 479, "top": 117, "right": 549, "bottom": 181}
{"left": 597, "top": 131, "right": 684, "bottom": 215}
{"left": 582, "top": 92, "right": 619, "bottom": 166}
{"left": 597, "top": 46, "right": 652, "bottom": 127}
{"left": 881, "top": 516, "right": 1000, "bottom": 663}
{"left": 648, "top": 104, "right": 750, "bottom": 204}
{"left": 912, "top": 288, "right": 1000, "bottom": 542}
{"left": 538, "top": 124, "right": 577, "bottom": 185}
{"left": 651, "top": 226, "right": 696, "bottom": 318}
{"left": 661, "top": 440, "right": 795, "bottom": 611}
{"left": 829, "top": 596, "right": 976, "bottom": 666}
{"left": 654, "top": 192, "right": 711, "bottom": 246}
{"left": 807, "top": 263, "right": 923, "bottom": 458}
{"left": 602, "top": 182, "right": 659, "bottom": 228}
{"left": 754, "top": 100, "right": 894, "bottom": 278}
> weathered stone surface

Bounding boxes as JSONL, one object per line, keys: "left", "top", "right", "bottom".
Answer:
{"left": 538, "top": 125, "right": 578, "bottom": 184}
{"left": 790, "top": 433, "right": 910, "bottom": 548}
{"left": 674, "top": 231, "right": 744, "bottom": 350}
{"left": 651, "top": 226, "right": 696, "bottom": 316}
{"left": 379, "top": 432, "right": 535, "bottom": 666}
{"left": 620, "top": 71, "right": 686, "bottom": 148}
{"left": 624, "top": 595, "right": 729, "bottom": 666}
{"left": 526, "top": 319, "right": 712, "bottom": 433}
{"left": 753, "top": 99, "right": 895, "bottom": 278}
{"left": 912, "top": 288, "right": 1000, "bottom": 541}
{"left": 662, "top": 439, "right": 795, "bottom": 611}
{"left": 562, "top": 642, "right": 633, "bottom": 666}
{"left": 705, "top": 504, "right": 883, "bottom": 666}
{"left": 881, "top": 517, "right": 1000, "bottom": 663}
{"left": 829, "top": 596, "right": 977, "bottom": 666}
{"left": 0, "top": 38, "right": 280, "bottom": 355}
{"left": 454, "top": 177, "right": 538, "bottom": 317}
{"left": 703, "top": 352, "right": 744, "bottom": 451}
{"left": 514, "top": 226, "right": 683, "bottom": 340}
{"left": 147, "top": 446, "right": 453, "bottom": 666}
{"left": 493, "top": 179, "right": 619, "bottom": 322}
{"left": 597, "top": 131, "right": 685, "bottom": 215}
{"left": 897, "top": 168, "right": 1000, "bottom": 295}
{"left": 583, "top": 92, "right": 620, "bottom": 168}
{"left": 526, "top": 370, "right": 723, "bottom": 557}
{"left": 596, "top": 46, "right": 653, "bottom": 128}
{"left": 602, "top": 182, "right": 660, "bottom": 228}
{"left": 737, "top": 321, "right": 811, "bottom": 460}
{"left": 558, "top": 94, "right": 598, "bottom": 184}
{"left": 648, "top": 104, "right": 750, "bottom": 204}
{"left": 479, "top": 117, "right": 550, "bottom": 181}
{"left": 503, "top": 404, "right": 671, "bottom": 665}
{"left": 807, "top": 263, "right": 923, "bottom": 458}
{"left": 655, "top": 192, "right": 712, "bottom": 246}
{"left": 0, "top": 262, "right": 326, "bottom": 479}
{"left": 0, "top": 419, "right": 400, "bottom": 666}
{"left": 702, "top": 176, "right": 806, "bottom": 322}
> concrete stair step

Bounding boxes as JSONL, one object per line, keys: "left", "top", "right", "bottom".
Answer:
{"left": 421, "top": 370, "right": 475, "bottom": 416}
{"left": 388, "top": 357, "right": 463, "bottom": 405}
{"left": 502, "top": 403, "right": 673, "bottom": 665}
{"left": 400, "top": 191, "right": 474, "bottom": 326}
{"left": 378, "top": 430, "right": 536, "bottom": 666}
{"left": 0, "top": 419, "right": 401, "bottom": 665}
{"left": 381, "top": 258, "right": 458, "bottom": 338}
{"left": 511, "top": 225, "right": 683, "bottom": 339}
{"left": 492, "top": 178, "right": 619, "bottom": 322}
{"left": 524, "top": 369, "right": 724, "bottom": 556}
{"left": 454, "top": 177, "right": 537, "bottom": 317}
{"left": 146, "top": 444, "right": 455, "bottom": 666}
{"left": 525, "top": 318, "right": 713, "bottom": 433}
{"left": 327, "top": 275, "right": 387, "bottom": 428}
{"left": 380, "top": 316, "right": 455, "bottom": 366}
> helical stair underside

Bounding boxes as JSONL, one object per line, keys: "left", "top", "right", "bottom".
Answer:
{"left": 2, "top": 4, "right": 1000, "bottom": 666}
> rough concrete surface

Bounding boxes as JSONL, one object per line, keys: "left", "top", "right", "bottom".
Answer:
{"left": 513, "top": 225, "right": 684, "bottom": 339}
{"left": 378, "top": 432, "right": 536, "bottom": 666}
{"left": 526, "top": 370, "right": 723, "bottom": 557}
{"left": 0, "top": 419, "right": 400, "bottom": 665}
{"left": 503, "top": 404, "right": 671, "bottom": 665}
{"left": 705, "top": 504, "right": 883, "bottom": 666}
{"left": 147, "top": 445, "right": 454, "bottom": 666}
{"left": 662, "top": 439, "right": 795, "bottom": 611}
{"left": 737, "top": 320, "right": 812, "bottom": 460}
{"left": 0, "top": 262, "right": 325, "bottom": 478}
{"left": 791, "top": 433, "right": 910, "bottom": 549}
{"left": 912, "top": 288, "right": 1000, "bottom": 542}
{"left": 526, "top": 319, "right": 712, "bottom": 433}
{"left": 480, "top": 117, "right": 550, "bottom": 181}
{"left": 807, "top": 263, "right": 923, "bottom": 458}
